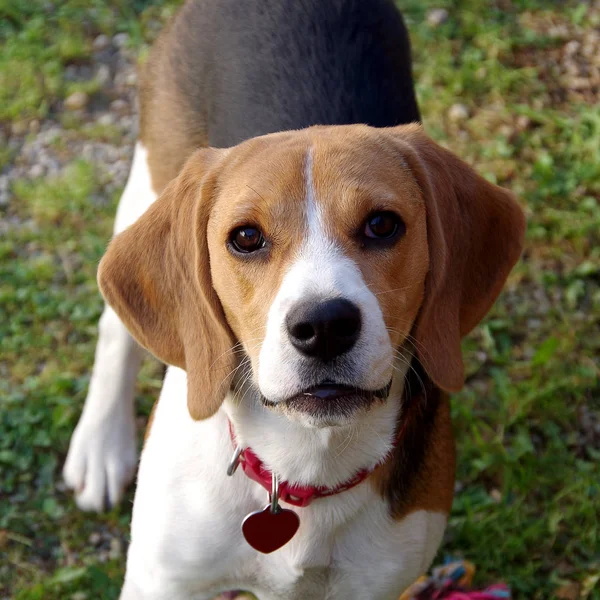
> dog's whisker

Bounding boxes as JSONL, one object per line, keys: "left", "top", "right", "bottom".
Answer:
{"left": 334, "top": 425, "right": 357, "bottom": 458}
{"left": 372, "top": 285, "right": 415, "bottom": 297}
{"left": 391, "top": 357, "right": 427, "bottom": 405}
{"left": 207, "top": 342, "right": 243, "bottom": 372}
{"left": 363, "top": 420, "right": 390, "bottom": 449}
{"left": 227, "top": 360, "right": 254, "bottom": 396}
{"left": 385, "top": 326, "right": 435, "bottom": 366}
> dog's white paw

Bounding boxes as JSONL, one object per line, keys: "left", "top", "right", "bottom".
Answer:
{"left": 63, "top": 408, "right": 138, "bottom": 512}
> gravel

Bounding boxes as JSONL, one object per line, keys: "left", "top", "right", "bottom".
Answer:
{"left": 93, "top": 34, "right": 110, "bottom": 52}
{"left": 447, "top": 103, "right": 470, "bottom": 122}
{"left": 0, "top": 39, "right": 139, "bottom": 222}
{"left": 514, "top": 8, "right": 600, "bottom": 107}
{"left": 426, "top": 8, "right": 449, "bottom": 27}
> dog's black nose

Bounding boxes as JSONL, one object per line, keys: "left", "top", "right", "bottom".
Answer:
{"left": 286, "top": 298, "right": 362, "bottom": 362}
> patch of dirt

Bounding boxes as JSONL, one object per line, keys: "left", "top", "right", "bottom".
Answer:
{"left": 511, "top": 4, "right": 600, "bottom": 108}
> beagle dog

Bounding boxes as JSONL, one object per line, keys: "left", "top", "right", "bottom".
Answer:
{"left": 63, "top": 0, "right": 526, "bottom": 598}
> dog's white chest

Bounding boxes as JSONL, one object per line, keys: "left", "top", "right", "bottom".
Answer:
{"left": 122, "top": 368, "right": 446, "bottom": 600}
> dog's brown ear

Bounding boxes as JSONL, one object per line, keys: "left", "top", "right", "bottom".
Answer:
{"left": 389, "top": 125, "right": 526, "bottom": 392}
{"left": 98, "top": 148, "right": 236, "bottom": 420}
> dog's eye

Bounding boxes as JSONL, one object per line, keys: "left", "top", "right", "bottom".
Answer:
{"left": 363, "top": 212, "right": 405, "bottom": 240}
{"left": 229, "top": 226, "right": 266, "bottom": 253}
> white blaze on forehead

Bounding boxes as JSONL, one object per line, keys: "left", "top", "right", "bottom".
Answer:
{"left": 304, "top": 150, "right": 328, "bottom": 246}
{"left": 257, "top": 147, "right": 394, "bottom": 403}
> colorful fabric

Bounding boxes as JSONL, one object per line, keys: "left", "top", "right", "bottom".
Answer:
{"left": 400, "top": 559, "right": 510, "bottom": 600}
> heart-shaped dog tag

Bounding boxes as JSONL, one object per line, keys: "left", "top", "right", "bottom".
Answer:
{"left": 242, "top": 505, "right": 300, "bottom": 553}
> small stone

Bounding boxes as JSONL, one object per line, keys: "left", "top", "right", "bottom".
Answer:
{"left": 29, "top": 164, "right": 45, "bottom": 179}
{"left": 549, "top": 24, "right": 569, "bottom": 39}
{"left": 71, "top": 592, "right": 87, "bottom": 600}
{"left": 498, "top": 124, "right": 513, "bottom": 137}
{"left": 64, "top": 91, "right": 89, "bottom": 111}
{"left": 490, "top": 489, "right": 502, "bottom": 503}
{"left": 515, "top": 115, "right": 531, "bottom": 131}
{"left": 113, "top": 33, "right": 129, "bottom": 49}
{"left": 98, "top": 113, "right": 115, "bottom": 127}
{"left": 109, "top": 537, "right": 122, "bottom": 559}
{"left": 0, "top": 176, "right": 8, "bottom": 207}
{"left": 29, "top": 119, "right": 40, "bottom": 134}
{"left": 563, "top": 60, "right": 580, "bottom": 76}
{"left": 93, "top": 34, "right": 110, "bottom": 51}
{"left": 532, "top": 97, "right": 545, "bottom": 111}
{"left": 125, "top": 72, "right": 137, "bottom": 87}
{"left": 427, "top": 8, "right": 449, "bottom": 27}
{"left": 89, "top": 532, "right": 101, "bottom": 545}
{"left": 96, "top": 64, "right": 111, "bottom": 87}
{"left": 81, "top": 144, "right": 96, "bottom": 161}
{"left": 110, "top": 99, "right": 129, "bottom": 115}
{"left": 563, "top": 40, "right": 580, "bottom": 56}
{"left": 475, "top": 351, "right": 488, "bottom": 364}
{"left": 447, "top": 103, "right": 470, "bottom": 122}
{"left": 569, "top": 76, "right": 591, "bottom": 90}
{"left": 11, "top": 121, "right": 28, "bottom": 136}
{"left": 582, "top": 41, "right": 598, "bottom": 58}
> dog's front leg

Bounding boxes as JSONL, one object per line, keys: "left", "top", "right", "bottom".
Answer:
{"left": 63, "top": 305, "right": 142, "bottom": 511}
{"left": 63, "top": 142, "right": 158, "bottom": 511}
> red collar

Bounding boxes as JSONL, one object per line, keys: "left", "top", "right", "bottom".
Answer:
{"left": 228, "top": 395, "right": 418, "bottom": 508}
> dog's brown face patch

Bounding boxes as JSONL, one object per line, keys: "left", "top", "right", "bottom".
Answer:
{"left": 206, "top": 126, "right": 430, "bottom": 380}
{"left": 207, "top": 133, "right": 307, "bottom": 359}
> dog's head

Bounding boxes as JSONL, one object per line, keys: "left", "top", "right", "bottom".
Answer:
{"left": 99, "top": 124, "right": 525, "bottom": 426}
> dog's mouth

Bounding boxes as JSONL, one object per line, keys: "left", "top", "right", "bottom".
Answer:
{"left": 262, "top": 380, "right": 392, "bottom": 421}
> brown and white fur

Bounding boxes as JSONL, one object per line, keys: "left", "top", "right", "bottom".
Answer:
{"left": 63, "top": 1, "right": 525, "bottom": 598}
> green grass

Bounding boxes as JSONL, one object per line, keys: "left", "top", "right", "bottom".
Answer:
{"left": 0, "top": 0, "right": 176, "bottom": 123}
{"left": 1, "top": 0, "right": 598, "bottom": 598}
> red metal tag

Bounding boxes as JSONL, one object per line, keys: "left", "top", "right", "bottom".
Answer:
{"left": 242, "top": 505, "right": 300, "bottom": 553}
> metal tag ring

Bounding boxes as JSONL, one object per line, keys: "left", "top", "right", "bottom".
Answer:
{"left": 270, "top": 472, "right": 280, "bottom": 513}
{"left": 227, "top": 445, "right": 243, "bottom": 476}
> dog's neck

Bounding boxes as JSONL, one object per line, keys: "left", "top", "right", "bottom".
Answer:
{"left": 223, "top": 357, "right": 411, "bottom": 489}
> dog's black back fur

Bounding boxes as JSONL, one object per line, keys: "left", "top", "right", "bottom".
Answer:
{"left": 170, "top": 0, "right": 420, "bottom": 147}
